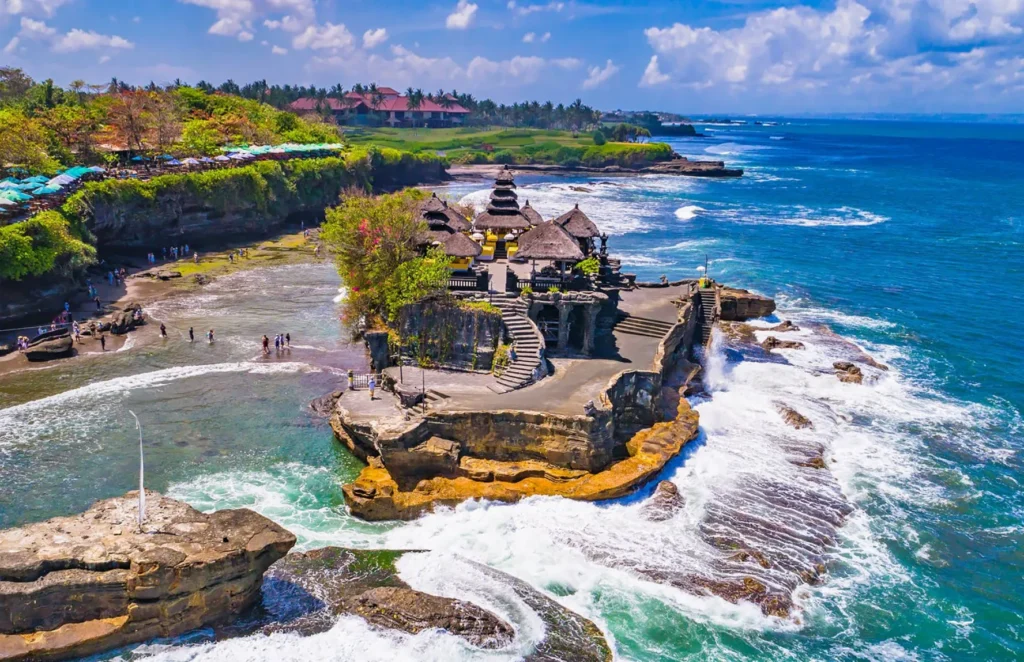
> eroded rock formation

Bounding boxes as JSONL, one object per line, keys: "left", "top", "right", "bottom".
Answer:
{"left": 0, "top": 491, "right": 295, "bottom": 661}
{"left": 258, "top": 547, "right": 612, "bottom": 661}
{"left": 833, "top": 361, "right": 864, "bottom": 384}
{"left": 761, "top": 336, "right": 805, "bottom": 352}
{"left": 718, "top": 287, "right": 776, "bottom": 321}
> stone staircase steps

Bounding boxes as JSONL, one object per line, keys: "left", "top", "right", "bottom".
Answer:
{"left": 611, "top": 313, "right": 675, "bottom": 339}
{"left": 488, "top": 297, "right": 546, "bottom": 394}
{"left": 698, "top": 289, "right": 717, "bottom": 345}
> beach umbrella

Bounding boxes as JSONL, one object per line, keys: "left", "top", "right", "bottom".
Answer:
{"left": 0, "top": 181, "right": 21, "bottom": 190}
{"left": 131, "top": 155, "right": 147, "bottom": 162}
{"left": 181, "top": 157, "right": 200, "bottom": 165}
{"left": 0, "top": 198, "right": 17, "bottom": 207}
{"left": 27, "top": 175, "right": 50, "bottom": 182}
{"left": 199, "top": 157, "right": 216, "bottom": 163}
{"left": 47, "top": 174, "right": 75, "bottom": 186}
{"left": 33, "top": 185, "right": 63, "bottom": 195}
{"left": 89, "top": 166, "right": 106, "bottom": 173}
{"left": 62, "top": 166, "right": 92, "bottom": 178}
{"left": 159, "top": 154, "right": 174, "bottom": 161}
{"left": 228, "top": 153, "right": 247, "bottom": 160}
{"left": 166, "top": 159, "right": 183, "bottom": 166}
{"left": 213, "top": 155, "right": 231, "bottom": 162}
{"left": 1, "top": 190, "right": 33, "bottom": 201}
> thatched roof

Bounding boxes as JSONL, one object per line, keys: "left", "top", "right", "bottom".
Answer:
{"left": 419, "top": 228, "right": 453, "bottom": 246}
{"left": 520, "top": 200, "right": 543, "bottom": 226}
{"left": 554, "top": 203, "right": 600, "bottom": 238}
{"left": 441, "top": 204, "right": 472, "bottom": 232}
{"left": 419, "top": 193, "right": 447, "bottom": 215}
{"left": 515, "top": 221, "right": 584, "bottom": 261}
{"left": 441, "top": 231, "right": 483, "bottom": 258}
{"left": 490, "top": 187, "right": 518, "bottom": 200}
{"left": 487, "top": 199, "right": 520, "bottom": 213}
{"left": 474, "top": 210, "right": 531, "bottom": 231}
{"left": 494, "top": 168, "right": 516, "bottom": 187}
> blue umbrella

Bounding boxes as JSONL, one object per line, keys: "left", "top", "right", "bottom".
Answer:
{"left": 199, "top": 157, "right": 215, "bottom": 163}
{"left": 1, "top": 190, "right": 33, "bottom": 201}
{"left": 166, "top": 159, "right": 183, "bottom": 166}
{"left": 0, "top": 181, "right": 21, "bottom": 190}
{"left": 214, "top": 155, "right": 231, "bottom": 162}
{"left": 131, "top": 155, "right": 147, "bottom": 162}
{"left": 33, "top": 185, "right": 63, "bottom": 195}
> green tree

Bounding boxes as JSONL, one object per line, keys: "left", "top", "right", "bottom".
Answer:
{"left": 0, "top": 108, "right": 58, "bottom": 172}
{"left": 179, "top": 119, "right": 221, "bottom": 155}
{"left": 592, "top": 129, "right": 606, "bottom": 146}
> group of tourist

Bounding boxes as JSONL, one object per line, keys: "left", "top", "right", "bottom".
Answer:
{"left": 261, "top": 333, "right": 292, "bottom": 355}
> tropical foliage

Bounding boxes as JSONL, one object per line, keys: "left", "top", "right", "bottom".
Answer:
{"left": 0, "top": 67, "right": 338, "bottom": 173}
{"left": 321, "top": 189, "right": 452, "bottom": 323}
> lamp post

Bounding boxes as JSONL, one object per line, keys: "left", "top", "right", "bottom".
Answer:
{"left": 128, "top": 410, "right": 145, "bottom": 532}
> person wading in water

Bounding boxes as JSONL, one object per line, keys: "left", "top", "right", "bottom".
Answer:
{"left": 188, "top": 327, "right": 194, "bottom": 342}
{"left": 160, "top": 323, "right": 167, "bottom": 338}
{"left": 262, "top": 335, "right": 270, "bottom": 355}
{"left": 207, "top": 329, "right": 214, "bottom": 343}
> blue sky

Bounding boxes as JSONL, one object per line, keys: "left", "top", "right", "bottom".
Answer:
{"left": 3, "top": 0, "right": 1023, "bottom": 113}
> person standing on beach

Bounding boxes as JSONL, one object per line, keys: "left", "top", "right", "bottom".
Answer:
{"left": 188, "top": 327, "right": 194, "bottom": 342}
{"left": 262, "top": 335, "right": 270, "bottom": 354}
{"left": 160, "top": 323, "right": 167, "bottom": 338}
{"left": 285, "top": 333, "right": 290, "bottom": 347}
{"left": 368, "top": 375, "right": 376, "bottom": 400}
{"left": 73, "top": 322, "right": 80, "bottom": 343}
{"left": 194, "top": 252, "right": 199, "bottom": 264}
{"left": 94, "top": 296, "right": 101, "bottom": 311}
{"left": 99, "top": 335, "right": 106, "bottom": 351}
{"left": 274, "top": 334, "right": 280, "bottom": 351}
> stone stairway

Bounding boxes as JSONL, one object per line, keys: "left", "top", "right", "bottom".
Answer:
{"left": 489, "top": 298, "right": 544, "bottom": 393}
{"left": 698, "top": 288, "right": 717, "bottom": 346}
{"left": 612, "top": 313, "right": 675, "bottom": 339}
{"left": 494, "top": 241, "right": 508, "bottom": 260}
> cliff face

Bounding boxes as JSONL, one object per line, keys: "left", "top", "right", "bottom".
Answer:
{"left": 79, "top": 156, "right": 447, "bottom": 249}
{"left": 0, "top": 491, "right": 294, "bottom": 662}
{"left": 395, "top": 299, "right": 503, "bottom": 373}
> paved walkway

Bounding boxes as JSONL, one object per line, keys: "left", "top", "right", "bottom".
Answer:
{"left": 437, "top": 284, "right": 688, "bottom": 416}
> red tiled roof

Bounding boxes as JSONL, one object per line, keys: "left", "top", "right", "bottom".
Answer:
{"left": 290, "top": 95, "right": 468, "bottom": 114}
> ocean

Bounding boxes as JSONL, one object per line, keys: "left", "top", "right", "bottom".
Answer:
{"left": 0, "top": 118, "right": 1022, "bottom": 660}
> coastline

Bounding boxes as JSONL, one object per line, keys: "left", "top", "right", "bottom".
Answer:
{"left": 447, "top": 158, "right": 742, "bottom": 182}
{"left": 0, "top": 230, "right": 321, "bottom": 378}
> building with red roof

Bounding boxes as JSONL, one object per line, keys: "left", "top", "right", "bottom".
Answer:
{"left": 289, "top": 89, "right": 470, "bottom": 128}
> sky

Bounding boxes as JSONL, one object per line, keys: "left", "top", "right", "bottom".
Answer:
{"left": 2, "top": 0, "right": 1023, "bottom": 114}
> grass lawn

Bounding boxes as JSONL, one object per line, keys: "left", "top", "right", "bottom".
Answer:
{"left": 340, "top": 126, "right": 675, "bottom": 167}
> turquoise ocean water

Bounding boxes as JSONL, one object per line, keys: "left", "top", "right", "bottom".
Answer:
{"left": 0, "top": 119, "right": 1022, "bottom": 660}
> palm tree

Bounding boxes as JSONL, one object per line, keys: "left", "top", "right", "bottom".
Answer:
{"left": 69, "top": 79, "right": 85, "bottom": 103}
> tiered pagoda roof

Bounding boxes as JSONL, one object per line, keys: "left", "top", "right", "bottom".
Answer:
{"left": 474, "top": 169, "right": 531, "bottom": 231}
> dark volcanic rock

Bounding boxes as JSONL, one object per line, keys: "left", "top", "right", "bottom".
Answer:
{"left": 833, "top": 361, "right": 864, "bottom": 384}
{"left": 309, "top": 390, "right": 342, "bottom": 417}
{"left": 641, "top": 480, "right": 685, "bottom": 522}
{"left": 109, "top": 303, "right": 143, "bottom": 335}
{"left": 768, "top": 320, "right": 800, "bottom": 332}
{"left": 346, "top": 587, "right": 513, "bottom": 648}
{"left": 761, "top": 336, "right": 805, "bottom": 352}
{"left": 262, "top": 547, "right": 612, "bottom": 661}
{"left": 776, "top": 404, "right": 813, "bottom": 429}
{"left": 0, "top": 491, "right": 295, "bottom": 661}
{"left": 24, "top": 332, "right": 73, "bottom": 362}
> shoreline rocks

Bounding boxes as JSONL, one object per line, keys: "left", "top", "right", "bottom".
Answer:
{"left": 718, "top": 287, "right": 777, "bottom": 321}
{"left": 259, "top": 547, "right": 612, "bottom": 661}
{"left": 0, "top": 491, "right": 295, "bottom": 662}
{"left": 761, "top": 336, "right": 805, "bottom": 352}
{"left": 833, "top": 361, "right": 864, "bottom": 384}
{"left": 776, "top": 404, "right": 813, "bottom": 429}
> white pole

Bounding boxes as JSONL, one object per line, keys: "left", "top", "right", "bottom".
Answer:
{"left": 128, "top": 410, "right": 144, "bottom": 531}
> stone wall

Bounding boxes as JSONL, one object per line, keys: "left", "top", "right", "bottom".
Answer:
{"left": 423, "top": 409, "right": 616, "bottom": 472}
{"left": 396, "top": 298, "right": 503, "bottom": 372}
{"left": 651, "top": 299, "right": 698, "bottom": 375}
{"left": 600, "top": 371, "right": 661, "bottom": 440}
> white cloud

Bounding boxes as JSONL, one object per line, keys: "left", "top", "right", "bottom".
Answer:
{"left": 540, "top": 31, "right": 551, "bottom": 42}
{"left": 179, "top": 0, "right": 315, "bottom": 37}
{"left": 511, "top": 1, "right": 563, "bottom": 15}
{"left": 1, "top": 0, "right": 71, "bottom": 18}
{"left": 641, "top": 0, "right": 1024, "bottom": 98}
{"left": 6, "top": 16, "right": 134, "bottom": 53}
{"left": 446, "top": 0, "right": 477, "bottom": 29}
{"left": 271, "top": 44, "right": 287, "bottom": 54}
{"left": 292, "top": 22, "right": 354, "bottom": 50}
{"left": 132, "top": 15, "right": 141, "bottom": 23}
{"left": 98, "top": 54, "right": 110, "bottom": 63}
{"left": 551, "top": 57, "right": 582, "bottom": 69}
{"left": 237, "top": 30, "right": 254, "bottom": 41}
{"left": 522, "top": 31, "right": 535, "bottom": 42}
{"left": 53, "top": 28, "right": 134, "bottom": 52}
{"left": 582, "top": 58, "right": 619, "bottom": 89}
{"left": 362, "top": 27, "right": 387, "bottom": 48}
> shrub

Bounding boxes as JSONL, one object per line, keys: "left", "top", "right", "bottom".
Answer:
{"left": 592, "top": 130, "right": 606, "bottom": 146}
{"left": 0, "top": 211, "right": 95, "bottom": 281}
{"left": 576, "top": 256, "right": 600, "bottom": 276}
